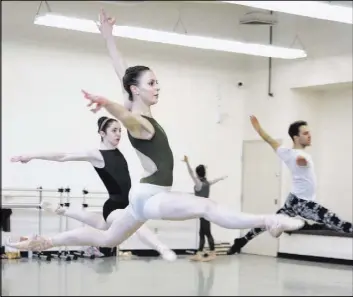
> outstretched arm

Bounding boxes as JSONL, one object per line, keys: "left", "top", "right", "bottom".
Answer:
{"left": 250, "top": 115, "right": 280, "bottom": 151}
{"left": 209, "top": 175, "right": 228, "bottom": 186}
{"left": 82, "top": 91, "right": 154, "bottom": 139}
{"left": 251, "top": 115, "right": 306, "bottom": 165}
{"left": 11, "top": 150, "right": 100, "bottom": 165}
{"left": 182, "top": 155, "right": 202, "bottom": 191}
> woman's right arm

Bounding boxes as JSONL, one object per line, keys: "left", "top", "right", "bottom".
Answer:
{"left": 11, "top": 150, "right": 101, "bottom": 165}
{"left": 82, "top": 91, "right": 155, "bottom": 140}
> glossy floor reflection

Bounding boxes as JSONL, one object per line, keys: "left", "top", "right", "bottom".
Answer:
{"left": 2, "top": 254, "right": 352, "bottom": 296}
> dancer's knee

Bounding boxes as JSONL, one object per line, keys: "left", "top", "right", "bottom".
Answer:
{"left": 101, "top": 239, "right": 118, "bottom": 248}
{"left": 99, "top": 231, "right": 122, "bottom": 247}
{"left": 104, "top": 209, "right": 144, "bottom": 247}
{"left": 96, "top": 221, "right": 109, "bottom": 231}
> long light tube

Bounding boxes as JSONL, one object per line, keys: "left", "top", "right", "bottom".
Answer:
{"left": 34, "top": 13, "right": 307, "bottom": 59}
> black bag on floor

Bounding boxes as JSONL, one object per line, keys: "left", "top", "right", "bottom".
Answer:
{"left": 1, "top": 209, "right": 12, "bottom": 232}
{"left": 99, "top": 247, "right": 117, "bottom": 257}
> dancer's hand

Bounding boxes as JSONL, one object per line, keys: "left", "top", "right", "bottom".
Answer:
{"left": 11, "top": 155, "right": 32, "bottom": 163}
{"left": 249, "top": 115, "right": 261, "bottom": 132}
{"left": 82, "top": 90, "right": 108, "bottom": 113}
{"left": 182, "top": 155, "right": 189, "bottom": 163}
{"left": 97, "top": 8, "right": 115, "bottom": 39}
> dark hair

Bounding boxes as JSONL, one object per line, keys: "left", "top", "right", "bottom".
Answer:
{"left": 123, "top": 66, "right": 150, "bottom": 101}
{"left": 288, "top": 120, "right": 308, "bottom": 141}
{"left": 97, "top": 116, "right": 117, "bottom": 136}
{"left": 196, "top": 165, "right": 206, "bottom": 180}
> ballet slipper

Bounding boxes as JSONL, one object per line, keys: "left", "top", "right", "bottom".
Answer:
{"left": 189, "top": 251, "right": 203, "bottom": 261}
{"left": 201, "top": 251, "right": 217, "bottom": 262}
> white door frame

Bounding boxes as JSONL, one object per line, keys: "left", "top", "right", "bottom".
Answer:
{"left": 240, "top": 139, "right": 283, "bottom": 209}
{"left": 240, "top": 139, "right": 283, "bottom": 256}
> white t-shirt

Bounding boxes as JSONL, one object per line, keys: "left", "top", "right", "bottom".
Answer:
{"left": 276, "top": 146, "right": 317, "bottom": 201}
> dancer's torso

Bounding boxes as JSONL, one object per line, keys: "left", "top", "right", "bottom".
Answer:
{"left": 128, "top": 116, "right": 174, "bottom": 187}
{"left": 194, "top": 179, "right": 210, "bottom": 198}
{"left": 94, "top": 149, "right": 131, "bottom": 205}
{"left": 278, "top": 146, "right": 316, "bottom": 201}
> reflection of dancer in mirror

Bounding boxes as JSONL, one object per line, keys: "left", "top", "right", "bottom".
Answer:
{"left": 196, "top": 262, "right": 215, "bottom": 296}
{"left": 7, "top": 10, "right": 305, "bottom": 254}
{"left": 228, "top": 116, "right": 353, "bottom": 255}
{"left": 182, "top": 155, "right": 227, "bottom": 261}
{"left": 10, "top": 116, "right": 176, "bottom": 261}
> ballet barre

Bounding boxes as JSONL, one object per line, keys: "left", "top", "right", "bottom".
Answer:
{"left": 1, "top": 187, "right": 61, "bottom": 193}
{"left": 82, "top": 188, "right": 108, "bottom": 209}
{"left": 82, "top": 189, "right": 109, "bottom": 195}
{"left": 1, "top": 203, "right": 42, "bottom": 209}
{"left": 1, "top": 186, "right": 73, "bottom": 261}
{"left": 1, "top": 186, "right": 108, "bottom": 261}
{"left": 2, "top": 194, "right": 108, "bottom": 200}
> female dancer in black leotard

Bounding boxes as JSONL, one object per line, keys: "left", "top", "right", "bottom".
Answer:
{"left": 10, "top": 116, "right": 176, "bottom": 261}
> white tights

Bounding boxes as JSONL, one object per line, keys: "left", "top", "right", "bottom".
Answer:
{"left": 53, "top": 206, "right": 171, "bottom": 254}
{"left": 142, "top": 191, "right": 266, "bottom": 228}
{"left": 49, "top": 185, "right": 271, "bottom": 249}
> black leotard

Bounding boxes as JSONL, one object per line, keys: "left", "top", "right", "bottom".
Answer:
{"left": 93, "top": 149, "right": 131, "bottom": 221}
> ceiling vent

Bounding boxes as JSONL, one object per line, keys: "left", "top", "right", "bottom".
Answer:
{"left": 239, "top": 11, "right": 278, "bottom": 25}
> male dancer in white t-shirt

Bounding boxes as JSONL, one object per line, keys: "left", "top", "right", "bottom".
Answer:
{"left": 228, "top": 115, "right": 353, "bottom": 255}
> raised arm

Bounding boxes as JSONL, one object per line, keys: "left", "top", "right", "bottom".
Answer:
{"left": 250, "top": 115, "right": 280, "bottom": 151}
{"left": 82, "top": 90, "right": 154, "bottom": 140}
{"left": 182, "top": 155, "right": 202, "bottom": 191}
{"left": 11, "top": 150, "right": 101, "bottom": 165}
{"left": 97, "top": 10, "right": 129, "bottom": 103}
{"left": 209, "top": 175, "right": 228, "bottom": 186}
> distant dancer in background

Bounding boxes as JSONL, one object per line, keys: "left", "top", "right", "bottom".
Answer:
{"left": 183, "top": 155, "right": 227, "bottom": 261}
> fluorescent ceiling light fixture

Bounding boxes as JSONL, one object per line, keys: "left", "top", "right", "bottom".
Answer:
{"left": 34, "top": 13, "right": 306, "bottom": 59}
{"left": 222, "top": 1, "right": 353, "bottom": 24}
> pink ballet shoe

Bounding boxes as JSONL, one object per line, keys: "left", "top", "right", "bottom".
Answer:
{"left": 6, "top": 235, "right": 53, "bottom": 252}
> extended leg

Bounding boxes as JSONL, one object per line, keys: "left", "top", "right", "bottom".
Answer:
{"left": 290, "top": 196, "right": 353, "bottom": 233}
{"left": 142, "top": 191, "right": 304, "bottom": 236}
{"left": 42, "top": 201, "right": 111, "bottom": 230}
{"left": 6, "top": 207, "right": 144, "bottom": 251}
{"left": 42, "top": 202, "right": 176, "bottom": 261}
{"left": 227, "top": 202, "right": 297, "bottom": 255}
{"left": 134, "top": 225, "right": 177, "bottom": 261}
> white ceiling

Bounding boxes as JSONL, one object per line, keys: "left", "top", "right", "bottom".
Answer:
{"left": 2, "top": 1, "right": 352, "bottom": 65}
